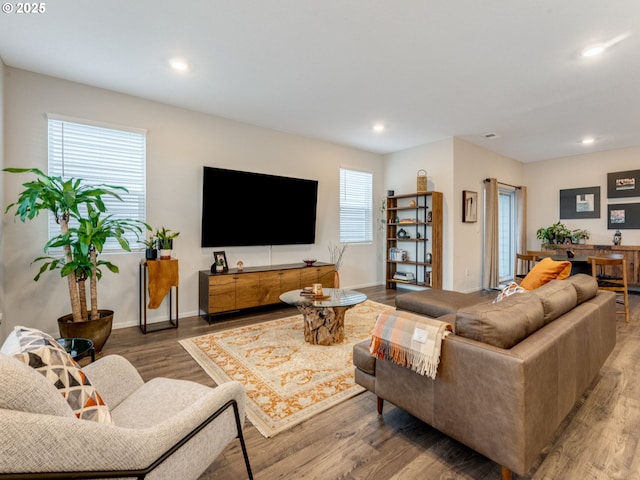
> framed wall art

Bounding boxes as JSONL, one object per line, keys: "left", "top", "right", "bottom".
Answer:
{"left": 462, "top": 190, "right": 478, "bottom": 223}
{"left": 607, "top": 170, "right": 640, "bottom": 198}
{"left": 559, "top": 186, "right": 600, "bottom": 219}
{"left": 608, "top": 203, "right": 640, "bottom": 229}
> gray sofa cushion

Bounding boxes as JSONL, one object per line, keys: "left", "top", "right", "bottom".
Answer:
{"left": 396, "top": 288, "right": 484, "bottom": 318}
{"left": 455, "top": 293, "right": 545, "bottom": 349}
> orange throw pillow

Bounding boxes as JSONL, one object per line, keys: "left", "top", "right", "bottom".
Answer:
{"left": 520, "top": 257, "right": 572, "bottom": 290}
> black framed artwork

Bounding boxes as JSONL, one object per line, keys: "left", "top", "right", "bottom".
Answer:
{"left": 213, "top": 251, "right": 229, "bottom": 271}
{"left": 608, "top": 203, "right": 640, "bottom": 229}
{"left": 462, "top": 190, "right": 477, "bottom": 223}
{"left": 559, "top": 186, "right": 600, "bottom": 219}
{"left": 607, "top": 170, "right": 640, "bottom": 198}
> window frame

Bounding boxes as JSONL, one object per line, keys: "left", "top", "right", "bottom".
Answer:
{"left": 47, "top": 114, "right": 147, "bottom": 253}
{"left": 339, "top": 167, "right": 373, "bottom": 244}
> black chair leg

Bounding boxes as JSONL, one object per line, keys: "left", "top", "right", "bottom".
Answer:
{"left": 232, "top": 402, "right": 254, "bottom": 480}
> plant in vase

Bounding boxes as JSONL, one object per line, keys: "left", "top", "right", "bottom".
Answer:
{"left": 570, "top": 229, "right": 590, "bottom": 244}
{"left": 155, "top": 227, "right": 179, "bottom": 259}
{"left": 140, "top": 235, "right": 158, "bottom": 260}
{"left": 536, "top": 221, "right": 571, "bottom": 249}
{"left": 328, "top": 242, "right": 347, "bottom": 288}
{"left": 4, "top": 167, "right": 149, "bottom": 352}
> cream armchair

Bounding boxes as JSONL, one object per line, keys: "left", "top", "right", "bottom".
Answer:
{"left": 0, "top": 353, "right": 253, "bottom": 479}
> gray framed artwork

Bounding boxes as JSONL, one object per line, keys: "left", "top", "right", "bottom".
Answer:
{"left": 559, "top": 186, "right": 600, "bottom": 219}
{"left": 608, "top": 203, "right": 640, "bottom": 229}
{"left": 607, "top": 170, "right": 640, "bottom": 198}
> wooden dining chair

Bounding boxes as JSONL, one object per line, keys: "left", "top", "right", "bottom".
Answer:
{"left": 514, "top": 253, "right": 538, "bottom": 284}
{"left": 527, "top": 250, "right": 555, "bottom": 259}
{"left": 588, "top": 255, "right": 630, "bottom": 323}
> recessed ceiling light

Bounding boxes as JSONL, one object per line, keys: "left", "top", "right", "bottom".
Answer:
{"left": 169, "top": 58, "right": 190, "bottom": 72}
{"left": 581, "top": 45, "right": 605, "bottom": 58}
{"left": 581, "top": 33, "right": 630, "bottom": 58}
{"left": 372, "top": 123, "right": 386, "bottom": 133}
{"left": 581, "top": 137, "right": 595, "bottom": 145}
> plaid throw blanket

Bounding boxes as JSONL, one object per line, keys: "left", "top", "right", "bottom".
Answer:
{"left": 370, "top": 309, "right": 452, "bottom": 379}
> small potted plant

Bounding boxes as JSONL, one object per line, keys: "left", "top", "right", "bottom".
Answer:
{"left": 140, "top": 235, "right": 158, "bottom": 260}
{"left": 155, "top": 227, "right": 179, "bottom": 259}
{"left": 571, "top": 229, "right": 590, "bottom": 244}
{"left": 536, "top": 221, "right": 571, "bottom": 248}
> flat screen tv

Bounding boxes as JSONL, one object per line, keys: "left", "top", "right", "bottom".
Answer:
{"left": 201, "top": 166, "right": 319, "bottom": 247}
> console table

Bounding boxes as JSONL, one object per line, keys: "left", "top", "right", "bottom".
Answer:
{"left": 199, "top": 262, "right": 335, "bottom": 322}
{"left": 551, "top": 244, "right": 640, "bottom": 287}
{"left": 139, "top": 259, "right": 179, "bottom": 334}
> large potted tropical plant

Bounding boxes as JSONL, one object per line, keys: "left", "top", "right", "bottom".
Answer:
{"left": 4, "top": 168, "right": 148, "bottom": 352}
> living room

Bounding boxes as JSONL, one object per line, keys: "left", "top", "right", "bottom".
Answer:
{"left": 1, "top": 2, "right": 640, "bottom": 478}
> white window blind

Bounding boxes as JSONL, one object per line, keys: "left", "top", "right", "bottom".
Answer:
{"left": 339, "top": 168, "right": 373, "bottom": 244}
{"left": 48, "top": 115, "right": 147, "bottom": 251}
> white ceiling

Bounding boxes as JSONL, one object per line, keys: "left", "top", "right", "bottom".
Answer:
{"left": 1, "top": 0, "right": 639, "bottom": 162}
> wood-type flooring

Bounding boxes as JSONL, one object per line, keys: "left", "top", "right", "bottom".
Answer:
{"left": 102, "top": 285, "right": 639, "bottom": 479}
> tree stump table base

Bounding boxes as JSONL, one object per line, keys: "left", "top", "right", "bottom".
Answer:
{"left": 297, "top": 305, "right": 351, "bottom": 345}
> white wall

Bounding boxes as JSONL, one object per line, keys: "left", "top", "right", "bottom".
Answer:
{"left": 383, "top": 138, "right": 455, "bottom": 289}
{"left": 0, "top": 57, "right": 5, "bottom": 340}
{"left": 524, "top": 146, "right": 640, "bottom": 248}
{"left": 452, "top": 138, "right": 524, "bottom": 292}
{"left": 2, "top": 67, "right": 384, "bottom": 337}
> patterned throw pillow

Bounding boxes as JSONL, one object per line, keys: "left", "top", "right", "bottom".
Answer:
{"left": 493, "top": 282, "right": 526, "bottom": 303}
{"left": 0, "top": 326, "right": 112, "bottom": 423}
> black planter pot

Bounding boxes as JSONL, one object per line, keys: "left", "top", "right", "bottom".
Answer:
{"left": 145, "top": 248, "right": 157, "bottom": 260}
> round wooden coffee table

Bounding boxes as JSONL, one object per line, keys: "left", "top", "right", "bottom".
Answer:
{"left": 279, "top": 288, "right": 367, "bottom": 345}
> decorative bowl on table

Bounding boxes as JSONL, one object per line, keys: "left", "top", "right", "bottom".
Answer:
{"left": 303, "top": 259, "right": 316, "bottom": 266}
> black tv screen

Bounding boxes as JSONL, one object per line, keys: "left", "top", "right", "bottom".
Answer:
{"left": 201, "top": 166, "right": 319, "bottom": 247}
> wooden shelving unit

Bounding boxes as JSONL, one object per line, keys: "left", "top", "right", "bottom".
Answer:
{"left": 385, "top": 191, "right": 443, "bottom": 289}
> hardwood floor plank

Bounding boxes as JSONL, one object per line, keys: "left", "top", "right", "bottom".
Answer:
{"left": 100, "top": 286, "right": 640, "bottom": 479}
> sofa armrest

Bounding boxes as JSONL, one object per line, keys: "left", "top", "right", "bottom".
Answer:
{"left": 82, "top": 354, "right": 145, "bottom": 410}
{"left": 0, "top": 381, "right": 246, "bottom": 476}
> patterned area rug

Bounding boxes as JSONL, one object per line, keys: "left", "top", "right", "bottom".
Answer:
{"left": 179, "top": 299, "right": 390, "bottom": 437}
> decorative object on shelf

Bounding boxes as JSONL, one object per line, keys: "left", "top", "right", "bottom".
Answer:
{"left": 387, "top": 189, "right": 395, "bottom": 196}
{"left": 417, "top": 169, "right": 428, "bottom": 192}
{"left": 212, "top": 251, "right": 228, "bottom": 272}
{"left": 462, "top": 190, "right": 478, "bottom": 223}
{"left": 567, "top": 250, "right": 575, "bottom": 259}
{"left": 237, "top": 260, "right": 244, "bottom": 271}
{"left": 409, "top": 199, "right": 416, "bottom": 207}
{"left": 536, "top": 221, "right": 571, "bottom": 248}
{"left": 427, "top": 209, "right": 432, "bottom": 222}
{"left": 426, "top": 252, "right": 433, "bottom": 264}
{"left": 303, "top": 259, "right": 317, "bottom": 266}
{"left": 397, "top": 228, "right": 410, "bottom": 239}
{"left": 155, "top": 227, "right": 180, "bottom": 260}
{"left": 3, "top": 167, "right": 149, "bottom": 352}
{"left": 614, "top": 230, "right": 622, "bottom": 246}
{"left": 328, "top": 242, "right": 347, "bottom": 288}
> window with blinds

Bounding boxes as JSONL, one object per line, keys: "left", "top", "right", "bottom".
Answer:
{"left": 339, "top": 168, "right": 373, "bottom": 244}
{"left": 47, "top": 115, "right": 147, "bottom": 251}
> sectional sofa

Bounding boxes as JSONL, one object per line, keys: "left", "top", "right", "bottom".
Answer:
{"left": 353, "top": 274, "right": 616, "bottom": 479}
